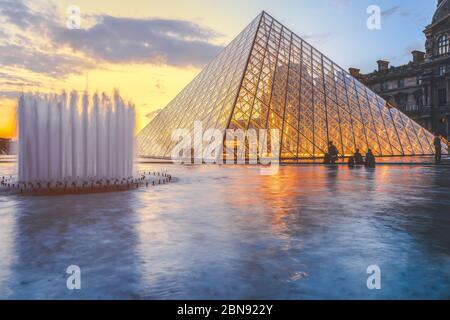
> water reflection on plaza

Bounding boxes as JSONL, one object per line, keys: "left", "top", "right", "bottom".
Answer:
{"left": 0, "top": 163, "right": 449, "bottom": 299}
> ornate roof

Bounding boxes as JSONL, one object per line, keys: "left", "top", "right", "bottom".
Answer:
{"left": 433, "top": 0, "right": 450, "bottom": 24}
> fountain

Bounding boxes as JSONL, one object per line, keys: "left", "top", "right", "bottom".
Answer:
{"left": 4, "top": 91, "right": 172, "bottom": 195}
{"left": 18, "top": 90, "right": 135, "bottom": 182}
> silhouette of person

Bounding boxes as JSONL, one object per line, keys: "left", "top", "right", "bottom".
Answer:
{"left": 434, "top": 134, "right": 442, "bottom": 165}
{"left": 354, "top": 148, "right": 364, "bottom": 165}
{"left": 328, "top": 141, "right": 339, "bottom": 164}
{"left": 365, "top": 149, "right": 376, "bottom": 167}
{"left": 437, "top": 117, "right": 448, "bottom": 140}
{"left": 348, "top": 156, "right": 355, "bottom": 167}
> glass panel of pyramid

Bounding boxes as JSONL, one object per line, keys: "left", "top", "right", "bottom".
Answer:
{"left": 137, "top": 11, "right": 447, "bottom": 160}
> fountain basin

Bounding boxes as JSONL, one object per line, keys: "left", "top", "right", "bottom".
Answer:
{"left": 0, "top": 171, "right": 172, "bottom": 196}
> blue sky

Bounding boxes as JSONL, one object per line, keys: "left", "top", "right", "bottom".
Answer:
{"left": 252, "top": 0, "right": 436, "bottom": 72}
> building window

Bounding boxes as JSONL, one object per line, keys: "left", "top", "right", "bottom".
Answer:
{"left": 398, "top": 79, "right": 405, "bottom": 88}
{"left": 438, "top": 34, "right": 449, "bottom": 55}
{"left": 416, "top": 76, "right": 421, "bottom": 85}
{"left": 438, "top": 88, "right": 447, "bottom": 105}
{"left": 440, "top": 65, "right": 447, "bottom": 76}
{"left": 414, "top": 91, "right": 423, "bottom": 108}
{"left": 395, "top": 94, "right": 408, "bottom": 110}
{"left": 406, "top": 104, "right": 418, "bottom": 112}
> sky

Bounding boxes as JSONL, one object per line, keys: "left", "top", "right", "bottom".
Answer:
{"left": 0, "top": 0, "right": 439, "bottom": 138}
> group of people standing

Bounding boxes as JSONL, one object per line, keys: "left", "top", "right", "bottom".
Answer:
{"left": 325, "top": 139, "right": 445, "bottom": 166}
{"left": 348, "top": 148, "right": 376, "bottom": 167}
{"left": 323, "top": 141, "right": 376, "bottom": 167}
{"left": 323, "top": 117, "right": 448, "bottom": 166}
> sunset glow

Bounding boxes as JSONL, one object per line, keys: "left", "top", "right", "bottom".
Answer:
{"left": 0, "top": 0, "right": 438, "bottom": 138}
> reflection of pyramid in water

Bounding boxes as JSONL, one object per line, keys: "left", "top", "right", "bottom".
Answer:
{"left": 138, "top": 11, "right": 446, "bottom": 160}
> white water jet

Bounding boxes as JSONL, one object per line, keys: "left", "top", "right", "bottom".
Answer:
{"left": 18, "top": 91, "right": 136, "bottom": 183}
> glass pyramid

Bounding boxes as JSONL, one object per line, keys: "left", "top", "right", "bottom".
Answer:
{"left": 137, "top": 11, "right": 446, "bottom": 161}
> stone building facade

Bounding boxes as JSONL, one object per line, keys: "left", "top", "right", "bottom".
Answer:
{"left": 351, "top": 0, "right": 450, "bottom": 138}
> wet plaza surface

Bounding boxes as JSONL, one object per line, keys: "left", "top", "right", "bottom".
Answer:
{"left": 0, "top": 162, "right": 449, "bottom": 299}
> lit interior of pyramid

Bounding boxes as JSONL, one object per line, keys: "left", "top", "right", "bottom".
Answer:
{"left": 137, "top": 11, "right": 446, "bottom": 161}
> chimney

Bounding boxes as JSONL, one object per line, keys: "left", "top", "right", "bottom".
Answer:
{"left": 348, "top": 68, "right": 361, "bottom": 78}
{"left": 377, "top": 60, "right": 390, "bottom": 72}
{"left": 412, "top": 50, "right": 425, "bottom": 63}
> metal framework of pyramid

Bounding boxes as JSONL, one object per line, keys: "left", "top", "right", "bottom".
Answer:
{"left": 137, "top": 11, "right": 446, "bottom": 161}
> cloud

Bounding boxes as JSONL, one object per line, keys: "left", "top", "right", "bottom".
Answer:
{"left": 0, "top": 89, "right": 23, "bottom": 99}
{"left": 386, "top": 41, "right": 423, "bottom": 66}
{"left": 0, "top": 0, "right": 225, "bottom": 77}
{"left": 0, "top": 44, "right": 96, "bottom": 77}
{"left": 300, "top": 32, "right": 333, "bottom": 44}
{"left": 0, "top": 0, "right": 96, "bottom": 78}
{"left": 0, "top": 71, "right": 40, "bottom": 85}
{"left": 0, "top": 0, "right": 55, "bottom": 29}
{"left": 49, "top": 15, "right": 224, "bottom": 67}
{"left": 382, "top": 6, "right": 410, "bottom": 18}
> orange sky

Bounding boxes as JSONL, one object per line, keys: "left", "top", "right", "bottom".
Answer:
{"left": 0, "top": 0, "right": 247, "bottom": 138}
{"left": 0, "top": 63, "right": 200, "bottom": 138}
{"left": 0, "top": 99, "right": 16, "bottom": 138}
